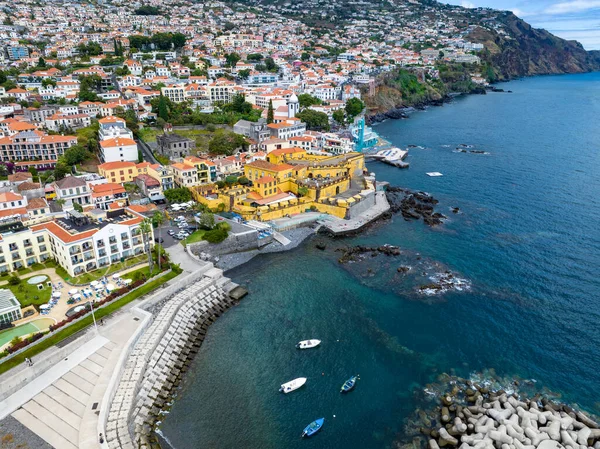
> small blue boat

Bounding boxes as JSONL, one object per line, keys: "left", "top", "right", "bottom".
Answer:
{"left": 340, "top": 375, "right": 359, "bottom": 393}
{"left": 301, "top": 418, "right": 324, "bottom": 438}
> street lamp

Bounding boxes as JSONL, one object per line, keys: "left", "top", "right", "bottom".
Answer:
{"left": 88, "top": 299, "right": 99, "bottom": 334}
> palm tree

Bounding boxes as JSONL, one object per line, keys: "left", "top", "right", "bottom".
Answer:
{"left": 55, "top": 198, "right": 66, "bottom": 210}
{"left": 152, "top": 210, "right": 164, "bottom": 272}
{"left": 139, "top": 218, "right": 153, "bottom": 274}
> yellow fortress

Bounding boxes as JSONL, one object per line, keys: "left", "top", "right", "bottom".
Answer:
{"left": 191, "top": 148, "right": 373, "bottom": 222}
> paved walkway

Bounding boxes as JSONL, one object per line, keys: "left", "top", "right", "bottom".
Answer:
{"left": 0, "top": 310, "right": 144, "bottom": 449}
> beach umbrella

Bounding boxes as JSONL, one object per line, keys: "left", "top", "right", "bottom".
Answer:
{"left": 52, "top": 291, "right": 61, "bottom": 298}
{"left": 123, "top": 279, "right": 132, "bottom": 285}
{"left": 40, "top": 304, "right": 50, "bottom": 310}
{"left": 112, "top": 274, "right": 120, "bottom": 280}
{"left": 90, "top": 281, "right": 99, "bottom": 287}
{"left": 72, "top": 293, "right": 82, "bottom": 301}
{"left": 95, "top": 284, "right": 103, "bottom": 290}
{"left": 106, "top": 283, "right": 115, "bottom": 292}
{"left": 68, "top": 288, "right": 78, "bottom": 295}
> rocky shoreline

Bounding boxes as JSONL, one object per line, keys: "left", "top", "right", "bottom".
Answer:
{"left": 386, "top": 187, "right": 447, "bottom": 226}
{"left": 400, "top": 372, "right": 600, "bottom": 449}
{"left": 366, "top": 85, "right": 510, "bottom": 126}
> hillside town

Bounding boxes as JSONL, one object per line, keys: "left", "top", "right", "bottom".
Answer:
{"left": 0, "top": 0, "right": 590, "bottom": 448}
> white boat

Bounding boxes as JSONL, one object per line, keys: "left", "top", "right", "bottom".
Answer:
{"left": 279, "top": 377, "right": 307, "bottom": 393}
{"left": 296, "top": 339, "right": 321, "bottom": 349}
{"left": 427, "top": 172, "right": 443, "bottom": 177}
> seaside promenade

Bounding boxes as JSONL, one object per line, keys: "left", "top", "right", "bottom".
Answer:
{"left": 0, "top": 247, "right": 225, "bottom": 449}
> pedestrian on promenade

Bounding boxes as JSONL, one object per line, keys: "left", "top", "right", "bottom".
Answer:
{"left": 24, "top": 358, "right": 30, "bottom": 366}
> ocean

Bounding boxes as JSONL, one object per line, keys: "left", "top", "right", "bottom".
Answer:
{"left": 159, "top": 72, "right": 600, "bottom": 449}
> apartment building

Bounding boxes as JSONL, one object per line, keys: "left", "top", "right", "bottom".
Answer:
{"left": 171, "top": 163, "right": 200, "bottom": 188}
{"left": 98, "top": 161, "right": 141, "bottom": 184}
{"left": 161, "top": 84, "right": 186, "bottom": 103}
{"left": 0, "top": 130, "right": 77, "bottom": 162}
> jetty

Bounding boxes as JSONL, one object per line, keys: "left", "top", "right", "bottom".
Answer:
{"left": 365, "top": 147, "right": 410, "bottom": 168}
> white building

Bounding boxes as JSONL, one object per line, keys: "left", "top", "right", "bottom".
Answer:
{"left": 0, "top": 289, "right": 21, "bottom": 325}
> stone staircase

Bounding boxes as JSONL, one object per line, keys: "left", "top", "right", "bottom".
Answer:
{"left": 11, "top": 341, "right": 116, "bottom": 449}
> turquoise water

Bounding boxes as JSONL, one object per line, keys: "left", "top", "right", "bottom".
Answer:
{"left": 160, "top": 73, "right": 600, "bottom": 449}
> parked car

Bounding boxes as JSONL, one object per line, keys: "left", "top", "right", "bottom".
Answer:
{"left": 175, "top": 216, "right": 186, "bottom": 221}
{"left": 167, "top": 230, "right": 176, "bottom": 236}
{"left": 154, "top": 237, "right": 164, "bottom": 243}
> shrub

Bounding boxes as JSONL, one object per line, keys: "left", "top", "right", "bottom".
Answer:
{"left": 7, "top": 333, "right": 43, "bottom": 354}
{"left": 203, "top": 228, "right": 228, "bottom": 243}
{"left": 215, "top": 181, "right": 226, "bottom": 189}
{"left": 238, "top": 176, "right": 249, "bottom": 185}
{"left": 8, "top": 275, "right": 21, "bottom": 286}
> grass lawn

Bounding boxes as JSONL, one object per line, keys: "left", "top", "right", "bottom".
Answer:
{"left": 7, "top": 279, "right": 52, "bottom": 307}
{"left": 182, "top": 229, "right": 206, "bottom": 245}
{"left": 0, "top": 270, "right": 180, "bottom": 375}
{"left": 65, "top": 255, "right": 148, "bottom": 285}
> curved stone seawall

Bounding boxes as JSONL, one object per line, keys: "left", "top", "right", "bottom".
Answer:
{"left": 104, "top": 266, "right": 239, "bottom": 449}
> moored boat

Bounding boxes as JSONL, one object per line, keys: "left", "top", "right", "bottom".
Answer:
{"left": 340, "top": 375, "right": 359, "bottom": 393}
{"left": 301, "top": 418, "right": 324, "bottom": 438}
{"left": 279, "top": 377, "right": 307, "bottom": 394}
{"left": 296, "top": 339, "right": 321, "bottom": 349}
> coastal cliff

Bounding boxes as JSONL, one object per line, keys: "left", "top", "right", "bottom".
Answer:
{"left": 469, "top": 12, "right": 600, "bottom": 80}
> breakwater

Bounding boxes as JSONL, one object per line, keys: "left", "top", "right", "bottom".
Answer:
{"left": 103, "top": 264, "right": 245, "bottom": 449}
{"left": 419, "top": 380, "right": 600, "bottom": 449}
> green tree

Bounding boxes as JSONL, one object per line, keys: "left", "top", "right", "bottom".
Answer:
{"left": 78, "top": 75, "right": 102, "bottom": 102}
{"left": 62, "top": 145, "right": 89, "bottom": 165}
{"left": 301, "top": 52, "right": 310, "bottom": 61}
{"left": 53, "top": 162, "right": 71, "bottom": 180}
{"left": 345, "top": 98, "right": 365, "bottom": 119}
{"left": 296, "top": 109, "right": 330, "bottom": 131}
{"left": 238, "top": 176, "right": 249, "bottom": 185}
{"left": 139, "top": 218, "right": 154, "bottom": 273}
{"left": 55, "top": 198, "right": 66, "bottom": 209}
{"left": 267, "top": 100, "right": 274, "bottom": 124}
{"left": 298, "top": 93, "right": 322, "bottom": 108}
{"left": 237, "top": 69, "right": 250, "bottom": 79}
{"left": 222, "top": 94, "right": 252, "bottom": 114}
{"left": 264, "top": 57, "right": 278, "bottom": 73}
{"left": 225, "top": 52, "right": 240, "bottom": 68}
{"left": 157, "top": 94, "right": 169, "bottom": 121}
{"left": 333, "top": 109, "right": 346, "bottom": 125}
{"left": 73, "top": 202, "right": 83, "bottom": 213}
{"left": 0, "top": 71, "right": 6, "bottom": 85}
{"left": 246, "top": 53, "right": 263, "bottom": 62}
{"left": 164, "top": 187, "right": 192, "bottom": 203}
{"left": 135, "top": 5, "right": 161, "bottom": 15}
{"left": 41, "top": 78, "right": 56, "bottom": 88}
{"left": 208, "top": 130, "right": 246, "bottom": 156}
{"left": 28, "top": 166, "right": 39, "bottom": 181}
{"left": 172, "top": 32, "right": 187, "bottom": 49}
{"left": 152, "top": 210, "right": 164, "bottom": 272}
{"left": 199, "top": 212, "right": 215, "bottom": 230}
{"left": 37, "top": 57, "right": 46, "bottom": 68}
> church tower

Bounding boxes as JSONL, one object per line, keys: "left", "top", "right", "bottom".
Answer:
{"left": 287, "top": 93, "right": 299, "bottom": 118}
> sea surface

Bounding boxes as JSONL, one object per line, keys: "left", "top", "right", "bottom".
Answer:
{"left": 159, "top": 73, "right": 600, "bottom": 449}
